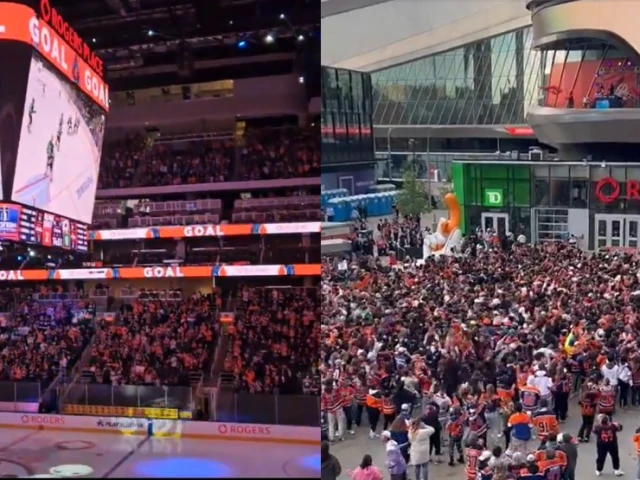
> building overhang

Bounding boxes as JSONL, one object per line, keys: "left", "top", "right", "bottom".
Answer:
{"left": 528, "top": 106, "right": 640, "bottom": 147}
{"left": 374, "top": 125, "right": 536, "bottom": 140}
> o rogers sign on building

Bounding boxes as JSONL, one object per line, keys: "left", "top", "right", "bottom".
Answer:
{"left": 0, "top": 1, "right": 108, "bottom": 110}
{"left": 595, "top": 177, "right": 640, "bottom": 204}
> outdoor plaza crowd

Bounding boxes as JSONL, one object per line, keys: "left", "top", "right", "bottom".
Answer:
{"left": 321, "top": 240, "right": 640, "bottom": 480}
{"left": 224, "top": 286, "right": 321, "bottom": 396}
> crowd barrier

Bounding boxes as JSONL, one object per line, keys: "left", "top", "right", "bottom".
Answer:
{"left": 211, "top": 391, "right": 320, "bottom": 427}
{"left": 0, "top": 412, "right": 319, "bottom": 445}
{"left": 0, "top": 382, "right": 321, "bottom": 428}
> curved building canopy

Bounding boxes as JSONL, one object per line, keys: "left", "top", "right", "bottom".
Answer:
{"left": 321, "top": 0, "right": 531, "bottom": 72}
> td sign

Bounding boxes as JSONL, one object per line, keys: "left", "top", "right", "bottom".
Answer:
{"left": 483, "top": 189, "right": 504, "bottom": 207}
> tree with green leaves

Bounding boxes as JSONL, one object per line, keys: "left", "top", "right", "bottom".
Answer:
{"left": 396, "top": 166, "right": 430, "bottom": 217}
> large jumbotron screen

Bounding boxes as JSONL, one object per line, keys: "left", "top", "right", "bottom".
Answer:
{"left": 11, "top": 50, "right": 106, "bottom": 225}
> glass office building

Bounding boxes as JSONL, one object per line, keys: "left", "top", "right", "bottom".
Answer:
{"left": 371, "top": 27, "right": 542, "bottom": 126}
{"left": 321, "top": 66, "right": 375, "bottom": 165}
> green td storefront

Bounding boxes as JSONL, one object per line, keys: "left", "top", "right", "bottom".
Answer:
{"left": 451, "top": 162, "right": 533, "bottom": 240}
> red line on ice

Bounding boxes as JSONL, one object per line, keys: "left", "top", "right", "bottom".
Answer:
{"left": 14, "top": 174, "right": 48, "bottom": 195}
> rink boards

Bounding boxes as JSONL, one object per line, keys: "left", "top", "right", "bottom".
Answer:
{"left": 0, "top": 412, "right": 319, "bottom": 445}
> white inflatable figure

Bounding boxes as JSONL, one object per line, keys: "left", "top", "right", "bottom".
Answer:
{"left": 422, "top": 193, "right": 463, "bottom": 257}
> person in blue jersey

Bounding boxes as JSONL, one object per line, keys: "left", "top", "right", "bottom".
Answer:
{"left": 507, "top": 403, "right": 533, "bottom": 456}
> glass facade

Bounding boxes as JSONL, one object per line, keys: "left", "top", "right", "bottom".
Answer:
{"left": 321, "top": 66, "right": 375, "bottom": 165}
{"left": 371, "top": 27, "right": 542, "bottom": 125}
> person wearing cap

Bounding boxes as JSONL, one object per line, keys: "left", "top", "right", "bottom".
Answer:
{"left": 518, "top": 454, "right": 545, "bottom": 480}
{"left": 475, "top": 451, "right": 493, "bottom": 480}
{"left": 381, "top": 429, "right": 407, "bottom": 480}
{"left": 558, "top": 433, "right": 578, "bottom": 480}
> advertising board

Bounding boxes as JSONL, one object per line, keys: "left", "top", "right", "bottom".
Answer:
{"left": 0, "top": 264, "right": 321, "bottom": 281}
{"left": 89, "top": 222, "right": 321, "bottom": 241}
{"left": 0, "top": 412, "right": 320, "bottom": 444}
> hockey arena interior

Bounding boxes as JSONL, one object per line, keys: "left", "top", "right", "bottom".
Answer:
{"left": 0, "top": 0, "right": 321, "bottom": 477}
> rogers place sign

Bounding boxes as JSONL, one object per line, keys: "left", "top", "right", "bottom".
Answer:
{"left": 595, "top": 177, "right": 640, "bottom": 204}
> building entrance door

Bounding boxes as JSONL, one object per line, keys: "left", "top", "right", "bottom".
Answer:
{"left": 595, "top": 214, "right": 625, "bottom": 248}
{"left": 625, "top": 216, "right": 640, "bottom": 248}
{"left": 481, "top": 213, "right": 509, "bottom": 237}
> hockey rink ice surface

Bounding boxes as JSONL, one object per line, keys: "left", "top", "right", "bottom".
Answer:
{"left": 0, "top": 428, "right": 319, "bottom": 478}
{"left": 12, "top": 57, "right": 102, "bottom": 224}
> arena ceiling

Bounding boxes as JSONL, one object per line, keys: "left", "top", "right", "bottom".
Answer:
{"left": 50, "top": 0, "right": 320, "bottom": 86}
{"left": 321, "top": 0, "right": 530, "bottom": 72}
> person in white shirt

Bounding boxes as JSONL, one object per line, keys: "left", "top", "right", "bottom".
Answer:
{"left": 601, "top": 354, "right": 620, "bottom": 388}
{"left": 617, "top": 358, "right": 631, "bottom": 408}
{"left": 532, "top": 369, "right": 553, "bottom": 401}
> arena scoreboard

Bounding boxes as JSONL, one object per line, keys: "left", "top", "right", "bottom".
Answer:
{"left": 63, "top": 404, "right": 179, "bottom": 420}
{"left": 0, "top": 202, "right": 87, "bottom": 252}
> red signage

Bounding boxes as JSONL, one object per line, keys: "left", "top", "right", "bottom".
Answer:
{"left": 504, "top": 127, "right": 535, "bottom": 136}
{"left": 39, "top": 0, "right": 104, "bottom": 78}
{"left": 0, "top": 2, "right": 109, "bottom": 110}
{"left": 595, "top": 177, "right": 640, "bottom": 203}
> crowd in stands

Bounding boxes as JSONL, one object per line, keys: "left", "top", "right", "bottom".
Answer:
{"left": 97, "top": 135, "right": 147, "bottom": 189}
{"left": 224, "top": 286, "right": 320, "bottom": 395}
{"left": 0, "top": 296, "right": 94, "bottom": 386}
{"left": 136, "top": 138, "right": 233, "bottom": 187}
{"left": 84, "top": 292, "right": 219, "bottom": 387}
{"left": 238, "top": 127, "right": 320, "bottom": 180}
{"left": 96, "top": 126, "right": 319, "bottom": 190}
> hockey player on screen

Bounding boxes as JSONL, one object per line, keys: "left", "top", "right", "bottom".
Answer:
{"left": 72, "top": 56, "right": 80, "bottom": 85}
{"left": 46, "top": 136, "right": 55, "bottom": 183}
{"left": 27, "top": 98, "right": 35, "bottom": 133}
{"left": 56, "top": 114, "right": 63, "bottom": 151}
{"left": 67, "top": 115, "right": 73, "bottom": 134}
{"left": 73, "top": 114, "right": 80, "bottom": 134}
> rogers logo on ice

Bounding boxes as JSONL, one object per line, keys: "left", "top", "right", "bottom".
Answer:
{"left": 21, "top": 414, "right": 65, "bottom": 425}
{"left": 217, "top": 424, "right": 271, "bottom": 436}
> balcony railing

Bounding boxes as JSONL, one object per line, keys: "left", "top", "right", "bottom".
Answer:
{"left": 0, "top": 381, "right": 320, "bottom": 427}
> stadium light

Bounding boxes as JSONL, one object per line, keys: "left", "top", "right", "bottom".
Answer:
{"left": 279, "top": 14, "right": 285, "bottom": 19}
{"left": 238, "top": 40, "right": 247, "bottom": 49}
{"left": 264, "top": 34, "right": 274, "bottom": 44}
{"left": 148, "top": 30, "right": 154, "bottom": 37}
{"left": 297, "top": 34, "right": 304, "bottom": 41}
